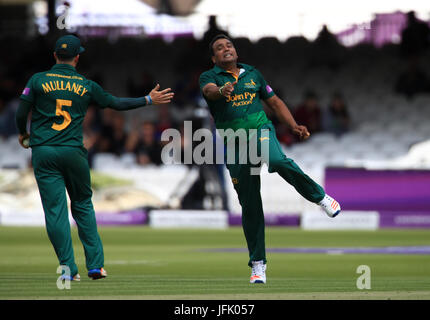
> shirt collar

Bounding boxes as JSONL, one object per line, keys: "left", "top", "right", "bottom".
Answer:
{"left": 51, "top": 64, "right": 77, "bottom": 72}
{"left": 213, "top": 63, "right": 250, "bottom": 75}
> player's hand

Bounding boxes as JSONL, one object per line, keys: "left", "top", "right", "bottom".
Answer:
{"left": 149, "top": 84, "right": 174, "bottom": 105}
{"left": 292, "top": 125, "right": 310, "bottom": 140}
{"left": 220, "top": 81, "right": 237, "bottom": 97}
{"left": 19, "top": 133, "right": 30, "bottom": 149}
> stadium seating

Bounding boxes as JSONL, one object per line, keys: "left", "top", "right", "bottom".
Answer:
{"left": 1, "top": 38, "right": 429, "bottom": 215}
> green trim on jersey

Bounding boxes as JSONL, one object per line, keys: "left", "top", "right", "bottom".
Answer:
{"left": 20, "top": 64, "right": 115, "bottom": 147}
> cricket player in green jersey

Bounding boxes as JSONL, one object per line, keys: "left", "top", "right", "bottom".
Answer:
{"left": 199, "top": 35, "right": 341, "bottom": 284}
{"left": 15, "top": 35, "right": 174, "bottom": 281}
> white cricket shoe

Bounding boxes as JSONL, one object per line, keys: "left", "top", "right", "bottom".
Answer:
{"left": 318, "top": 194, "right": 341, "bottom": 218}
{"left": 250, "top": 260, "right": 266, "bottom": 284}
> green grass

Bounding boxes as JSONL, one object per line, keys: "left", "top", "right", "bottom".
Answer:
{"left": 89, "top": 170, "right": 133, "bottom": 190}
{"left": 0, "top": 226, "right": 430, "bottom": 299}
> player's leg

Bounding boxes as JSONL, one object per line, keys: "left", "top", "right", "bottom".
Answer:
{"left": 226, "top": 160, "right": 266, "bottom": 268}
{"left": 31, "top": 146, "right": 79, "bottom": 277}
{"left": 227, "top": 162, "right": 267, "bottom": 284}
{"left": 61, "top": 146, "right": 105, "bottom": 277}
{"left": 262, "top": 123, "right": 340, "bottom": 216}
{"left": 266, "top": 132, "right": 325, "bottom": 203}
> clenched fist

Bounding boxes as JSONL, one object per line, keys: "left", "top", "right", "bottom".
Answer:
{"left": 219, "top": 81, "right": 237, "bottom": 97}
{"left": 292, "top": 125, "right": 310, "bottom": 140}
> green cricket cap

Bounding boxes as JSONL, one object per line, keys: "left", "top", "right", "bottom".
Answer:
{"left": 54, "top": 35, "right": 85, "bottom": 59}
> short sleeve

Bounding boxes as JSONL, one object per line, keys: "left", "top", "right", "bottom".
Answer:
{"left": 256, "top": 69, "right": 275, "bottom": 100}
{"left": 90, "top": 80, "right": 116, "bottom": 108}
{"left": 20, "top": 75, "right": 36, "bottom": 103}
{"left": 199, "top": 71, "right": 217, "bottom": 91}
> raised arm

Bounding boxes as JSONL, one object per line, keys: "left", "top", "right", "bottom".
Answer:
{"left": 264, "top": 95, "right": 310, "bottom": 140}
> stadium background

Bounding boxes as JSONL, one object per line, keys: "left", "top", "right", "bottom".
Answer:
{"left": 0, "top": 0, "right": 430, "bottom": 300}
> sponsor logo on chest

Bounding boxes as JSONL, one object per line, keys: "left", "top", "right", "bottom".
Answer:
{"left": 226, "top": 91, "right": 256, "bottom": 107}
{"left": 244, "top": 79, "right": 257, "bottom": 89}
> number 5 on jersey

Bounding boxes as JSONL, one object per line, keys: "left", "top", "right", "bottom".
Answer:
{"left": 52, "top": 99, "right": 72, "bottom": 131}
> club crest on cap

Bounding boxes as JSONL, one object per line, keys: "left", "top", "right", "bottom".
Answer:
{"left": 61, "top": 43, "right": 67, "bottom": 48}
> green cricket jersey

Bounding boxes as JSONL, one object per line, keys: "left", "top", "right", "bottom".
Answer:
{"left": 199, "top": 63, "right": 275, "bottom": 132}
{"left": 20, "top": 64, "right": 115, "bottom": 147}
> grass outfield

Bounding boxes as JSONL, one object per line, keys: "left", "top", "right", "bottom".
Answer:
{"left": 0, "top": 226, "right": 429, "bottom": 300}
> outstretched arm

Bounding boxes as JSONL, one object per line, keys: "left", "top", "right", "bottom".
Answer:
{"left": 109, "top": 84, "right": 174, "bottom": 111}
{"left": 264, "top": 95, "right": 310, "bottom": 140}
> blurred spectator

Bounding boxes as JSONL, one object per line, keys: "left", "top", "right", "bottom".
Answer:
{"left": 322, "top": 93, "right": 351, "bottom": 136}
{"left": 127, "top": 71, "right": 156, "bottom": 97}
{"left": 83, "top": 104, "right": 103, "bottom": 167}
{"left": 128, "top": 121, "right": 162, "bottom": 166}
{"left": 99, "top": 111, "right": 128, "bottom": 155}
{"left": 0, "top": 72, "right": 19, "bottom": 103}
{"left": 293, "top": 91, "right": 322, "bottom": 137}
{"left": 201, "top": 16, "right": 229, "bottom": 47}
{"left": 82, "top": 107, "right": 98, "bottom": 149}
{"left": 400, "top": 11, "right": 430, "bottom": 60}
{"left": 173, "top": 70, "right": 202, "bottom": 108}
{"left": 173, "top": 38, "right": 207, "bottom": 73}
{"left": 0, "top": 97, "right": 19, "bottom": 138}
{"left": 272, "top": 122, "right": 295, "bottom": 146}
{"left": 395, "top": 59, "right": 430, "bottom": 99}
{"left": 156, "top": 104, "right": 177, "bottom": 138}
{"left": 309, "top": 25, "right": 343, "bottom": 70}
{"left": 264, "top": 88, "right": 295, "bottom": 146}
{"left": 96, "top": 109, "right": 115, "bottom": 153}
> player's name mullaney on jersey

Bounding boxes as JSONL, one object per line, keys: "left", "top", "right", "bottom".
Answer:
{"left": 41, "top": 73, "right": 88, "bottom": 96}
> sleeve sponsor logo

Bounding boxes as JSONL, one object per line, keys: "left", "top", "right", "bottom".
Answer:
{"left": 266, "top": 85, "right": 273, "bottom": 93}
{"left": 22, "top": 87, "right": 30, "bottom": 95}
